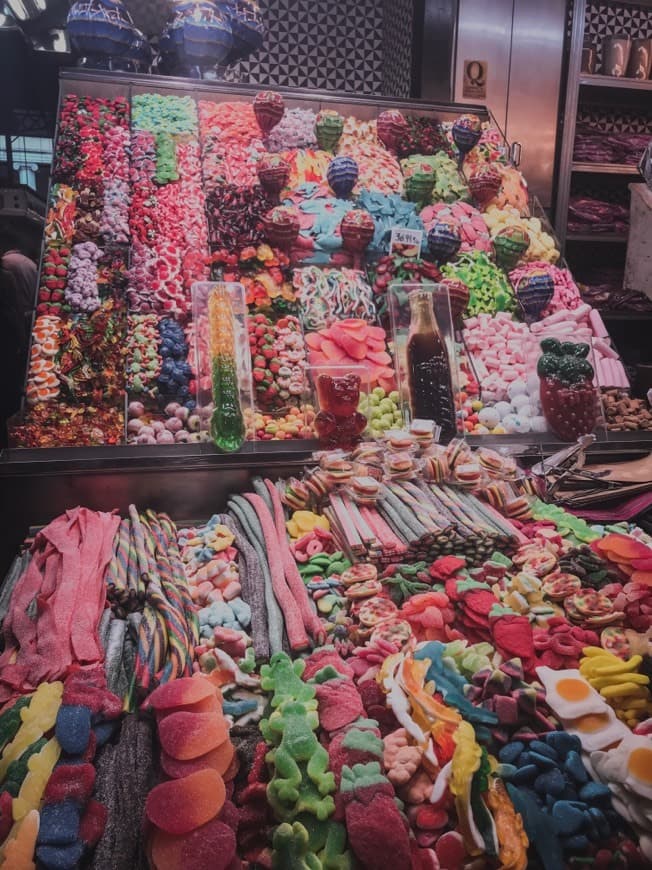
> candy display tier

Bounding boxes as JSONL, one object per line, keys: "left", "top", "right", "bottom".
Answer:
{"left": 8, "top": 70, "right": 652, "bottom": 459}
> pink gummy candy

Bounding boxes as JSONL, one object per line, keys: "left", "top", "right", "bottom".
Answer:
{"left": 436, "top": 830, "right": 466, "bottom": 870}
{"left": 145, "top": 769, "right": 226, "bottom": 835}
{"left": 158, "top": 711, "right": 228, "bottom": 760}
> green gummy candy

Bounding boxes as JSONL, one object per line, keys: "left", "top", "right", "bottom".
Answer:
{"left": 272, "top": 822, "right": 322, "bottom": 870}
{"left": 3, "top": 737, "right": 47, "bottom": 795}
{"left": 311, "top": 665, "right": 343, "bottom": 685}
{"left": 261, "top": 653, "right": 315, "bottom": 708}
{"left": 342, "top": 727, "right": 383, "bottom": 758}
{"left": 489, "top": 551, "right": 512, "bottom": 567}
{"left": 340, "top": 761, "right": 386, "bottom": 794}
{"left": 0, "top": 696, "right": 31, "bottom": 752}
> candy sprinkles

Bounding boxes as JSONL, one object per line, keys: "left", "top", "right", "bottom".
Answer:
{"left": 2, "top": 442, "right": 652, "bottom": 868}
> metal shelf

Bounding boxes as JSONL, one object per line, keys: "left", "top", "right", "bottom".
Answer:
{"left": 566, "top": 232, "right": 628, "bottom": 243}
{"left": 572, "top": 162, "right": 640, "bottom": 175}
{"left": 579, "top": 74, "right": 652, "bottom": 92}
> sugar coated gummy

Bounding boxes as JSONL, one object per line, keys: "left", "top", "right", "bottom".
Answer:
{"left": 158, "top": 711, "right": 228, "bottom": 761}
{"left": 145, "top": 769, "right": 226, "bottom": 835}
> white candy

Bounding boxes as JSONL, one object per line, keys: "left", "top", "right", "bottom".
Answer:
{"left": 502, "top": 413, "right": 529, "bottom": 434}
{"left": 494, "top": 401, "right": 513, "bottom": 419}
{"left": 511, "top": 394, "right": 531, "bottom": 410}
{"left": 478, "top": 407, "right": 501, "bottom": 428}
{"left": 530, "top": 415, "right": 548, "bottom": 433}
{"left": 508, "top": 379, "right": 527, "bottom": 398}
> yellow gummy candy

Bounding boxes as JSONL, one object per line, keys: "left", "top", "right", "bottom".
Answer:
{"left": 0, "top": 683, "right": 62, "bottom": 781}
{"left": 292, "top": 511, "right": 317, "bottom": 532}
{"left": 600, "top": 682, "right": 647, "bottom": 700}
{"left": 1, "top": 809, "right": 39, "bottom": 870}
{"left": 12, "top": 738, "right": 60, "bottom": 822}
{"left": 450, "top": 721, "right": 483, "bottom": 857}
{"left": 313, "top": 516, "right": 330, "bottom": 532}
{"left": 286, "top": 520, "right": 299, "bottom": 539}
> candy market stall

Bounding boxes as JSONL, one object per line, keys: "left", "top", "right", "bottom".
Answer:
{"left": 9, "top": 69, "right": 648, "bottom": 462}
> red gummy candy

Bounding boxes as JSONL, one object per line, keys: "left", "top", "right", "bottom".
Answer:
{"left": 345, "top": 792, "right": 411, "bottom": 870}
{"left": 182, "top": 817, "right": 237, "bottom": 869}
{"left": 149, "top": 677, "right": 220, "bottom": 714}
{"left": 150, "top": 829, "right": 184, "bottom": 870}
{"left": 0, "top": 791, "right": 13, "bottom": 842}
{"left": 44, "top": 763, "right": 95, "bottom": 804}
{"left": 315, "top": 680, "right": 365, "bottom": 732}
{"left": 79, "top": 799, "right": 108, "bottom": 847}
{"left": 435, "top": 830, "right": 466, "bottom": 870}
{"left": 159, "top": 712, "right": 228, "bottom": 760}
{"left": 160, "top": 740, "right": 235, "bottom": 780}
{"left": 63, "top": 666, "right": 123, "bottom": 719}
{"left": 146, "top": 769, "right": 226, "bottom": 835}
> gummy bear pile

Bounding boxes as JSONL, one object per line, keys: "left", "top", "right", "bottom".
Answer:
{"left": 11, "top": 85, "right": 643, "bottom": 450}
{"left": 0, "top": 443, "right": 651, "bottom": 869}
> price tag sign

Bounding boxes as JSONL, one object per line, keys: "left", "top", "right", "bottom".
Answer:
{"left": 463, "top": 60, "right": 488, "bottom": 99}
{"left": 390, "top": 227, "right": 423, "bottom": 258}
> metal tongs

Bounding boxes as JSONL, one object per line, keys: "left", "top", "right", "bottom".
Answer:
{"left": 531, "top": 435, "right": 609, "bottom": 500}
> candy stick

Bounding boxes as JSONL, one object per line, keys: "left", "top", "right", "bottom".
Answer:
{"left": 328, "top": 493, "right": 364, "bottom": 552}
{"left": 264, "top": 479, "right": 323, "bottom": 641}
{"left": 359, "top": 507, "right": 407, "bottom": 554}
{"left": 386, "top": 482, "right": 440, "bottom": 532}
{"left": 376, "top": 499, "right": 417, "bottom": 544}
{"left": 145, "top": 512, "right": 193, "bottom": 681}
{"left": 128, "top": 505, "right": 150, "bottom": 590}
{"left": 378, "top": 488, "right": 428, "bottom": 539}
{"left": 158, "top": 513, "right": 200, "bottom": 651}
{"left": 244, "top": 493, "right": 308, "bottom": 651}
{"left": 222, "top": 514, "right": 270, "bottom": 660}
{"left": 339, "top": 494, "right": 376, "bottom": 546}
{"left": 228, "top": 496, "right": 284, "bottom": 655}
{"left": 252, "top": 476, "right": 275, "bottom": 513}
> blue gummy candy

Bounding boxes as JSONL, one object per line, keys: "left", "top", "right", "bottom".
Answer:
{"left": 530, "top": 751, "right": 558, "bottom": 770}
{"left": 496, "top": 763, "right": 517, "bottom": 780}
{"left": 92, "top": 720, "right": 116, "bottom": 748}
{"left": 499, "top": 742, "right": 524, "bottom": 765}
{"left": 588, "top": 806, "right": 610, "bottom": 839}
{"left": 516, "top": 751, "right": 532, "bottom": 767}
{"left": 546, "top": 794, "right": 556, "bottom": 811}
{"left": 530, "top": 740, "right": 558, "bottom": 761}
{"left": 561, "top": 834, "right": 590, "bottom": 852}
{"left": 37, "top": 841, "right": 85, "bottom": 869}
{"left": 511, "top": 764, "right": 539, "bottom": 785}
{"left": 564, "top": 750, "right": 588, "bottom": 784}
{"left": 38, "top": 801, "right": 80, "bottom": 846}
{"left": 545, "top": 732, "right": 581, "bottom": 758}
{"left": 223, "top": 698, "right": 258, "bottom": 717}
{"left": 534, "top": 768, "right": 565, "bottom": 797}
{"left": 552, "top": 800, "right": 585, "bottom": 835}
{"left": 579, "top": 782, "right": 612, "bottom": 804}
{"left": 55, "top": 706, "right": 91, "bottom": 756}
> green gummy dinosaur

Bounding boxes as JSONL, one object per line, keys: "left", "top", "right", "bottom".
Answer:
{"left": 266, "top": 700, "right": 335, "bottom": 821}
{"left": 261, "top": 652, "right": 316, "bottom": 708}
{"left": 272, "top": 822, "right": 322, "bottom": 870}
{"left": 340, "top": 761, "right": 388, "bottom": 794}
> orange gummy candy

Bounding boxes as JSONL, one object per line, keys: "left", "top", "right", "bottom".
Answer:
{"left": 148, "top": 678, "right": 220, "bottom": 714}
{"left": 150, "top": 828, "right": 184, "bottom": 870}
{"left": 160, "top": 740, "right": 235, "bottom": 780}
{"left": 145, "top": 769, "right": 226, "bottom": 835}
{"left": 158, "top": 712, "right": 228, "bottom": 761}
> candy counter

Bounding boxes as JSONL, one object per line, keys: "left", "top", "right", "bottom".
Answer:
{"left": 10, "top": 69, "right": 649, "bottom": 462}
{"left": 0, "top": 437, "right": 652, "bottom": 869}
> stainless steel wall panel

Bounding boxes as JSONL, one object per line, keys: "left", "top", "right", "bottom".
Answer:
{"left": 507, "top": 0, "right": 567, "bottom": 208}
{"left": 453, "top": 0, "right": 514, "bottom": 132}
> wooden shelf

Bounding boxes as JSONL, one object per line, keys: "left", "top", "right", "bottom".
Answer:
{"left": 579, "top": 74, "right": 652, "bottom": 92}
{"left": 572, "top": 162, "right": 640, "bottom": 175}
{"left": 566, "top": 232, "right": 628, "bottom": 243}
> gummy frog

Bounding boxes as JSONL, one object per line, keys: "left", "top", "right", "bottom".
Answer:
{"left": 0, "top": 683, "right": 62, "bottom": 781}
{"left": 12, "top": 738, "right": 61, "bottom": 822}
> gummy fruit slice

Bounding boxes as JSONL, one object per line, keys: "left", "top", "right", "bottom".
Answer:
{"left": 159, "top": 712, "right": 228, "bottom": 760}
{"left": 145, "top": 769, "right": 226, "bottom": 835}
{"left": 160, "top": 741, "right": 235, "bottom": 780}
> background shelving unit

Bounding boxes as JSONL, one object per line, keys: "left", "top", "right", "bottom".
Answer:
{"left": 555, "top": 0, "right": 652, "bottom": 391}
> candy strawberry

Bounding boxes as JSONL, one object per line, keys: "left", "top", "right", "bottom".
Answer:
{"left": 537, "top": 338, "right": 597, "bottom": 441}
